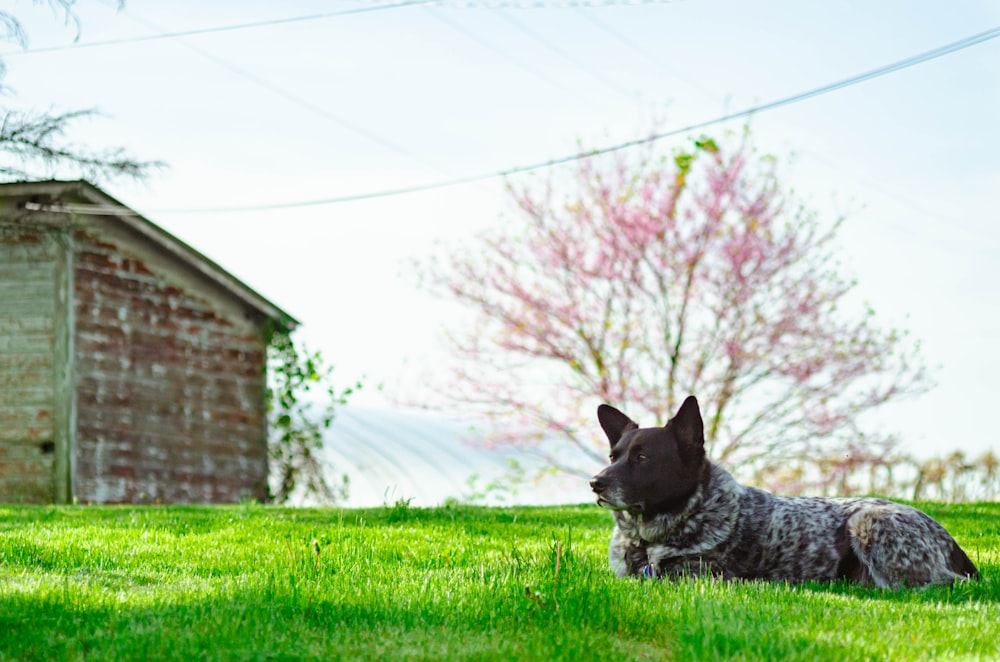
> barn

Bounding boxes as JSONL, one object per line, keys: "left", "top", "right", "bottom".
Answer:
{"left": 0, "top": 180, "right": 295, "bottom": 504}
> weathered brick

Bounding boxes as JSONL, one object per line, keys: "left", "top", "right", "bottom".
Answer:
{"left": 71, "top": 230, "right": 269, "bottom": 505}
{"left": 2, "top": 185, "right": 279, "bottom": 506}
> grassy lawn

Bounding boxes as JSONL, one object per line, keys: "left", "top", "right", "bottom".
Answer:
{"left": 1, "top": 500, "right": 997, "bottom": 661}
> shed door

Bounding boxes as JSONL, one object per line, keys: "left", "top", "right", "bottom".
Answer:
{"left": 0, "top": 236, "right": 59, "bottom": 502}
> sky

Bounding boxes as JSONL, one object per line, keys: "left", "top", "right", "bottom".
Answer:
{"left": 2, "top": 0, "right": 998, "bottom": 463}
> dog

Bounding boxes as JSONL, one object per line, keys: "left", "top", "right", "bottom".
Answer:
{"left": 589, "top": 396, "right": 979, "bottom": 587}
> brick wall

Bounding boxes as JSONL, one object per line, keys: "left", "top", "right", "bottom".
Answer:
{"left": 72, "top": 230, "right": 269, "bottom": 504}
{"left": 0, "top": 230, "right": 57, "bottom": 502}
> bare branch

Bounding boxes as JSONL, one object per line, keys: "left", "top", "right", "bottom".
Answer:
{"left": 0, "top": 107, "right": 163, "bottom": 182}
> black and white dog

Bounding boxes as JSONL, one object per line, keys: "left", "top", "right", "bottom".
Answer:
{"left": 590, "top": 396, "right": 979, "bottom": 587}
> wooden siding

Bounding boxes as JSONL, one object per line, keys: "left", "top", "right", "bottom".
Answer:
{"left": 0, "top": 230, "right": 58, "bottom": 502}
{"left": 71, "top": 230, "right": 269, "bottom": 504}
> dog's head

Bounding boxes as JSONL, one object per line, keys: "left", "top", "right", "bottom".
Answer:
{"left": 589, "top": 395, "right": 706, "bottom": 518}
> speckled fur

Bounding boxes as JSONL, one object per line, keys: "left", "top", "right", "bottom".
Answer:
{"left": 592, "top": 398, "right": 979, "bottom": 588}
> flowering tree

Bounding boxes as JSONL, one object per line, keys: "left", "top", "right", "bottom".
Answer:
{"left": 420, "top": 130, "right": 929, "bottom": 484}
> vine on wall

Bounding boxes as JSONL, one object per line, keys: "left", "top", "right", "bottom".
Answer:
{"left": 265, "top": 323, "right": 361, "bottom": 504}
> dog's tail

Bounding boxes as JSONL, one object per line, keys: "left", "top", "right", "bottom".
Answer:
{"left": 949, "top": 541, "right": 979, "bottom": 580}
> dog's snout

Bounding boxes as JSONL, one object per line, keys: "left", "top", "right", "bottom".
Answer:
{"left": 590, "top": 476, "right": 606, "bottom": 493}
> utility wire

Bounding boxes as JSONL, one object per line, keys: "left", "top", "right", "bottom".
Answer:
{"left": 107, "top": 5, "right": 450, "bottom": 175}
{"left": 492, "top": 8, "right": 637, "bottom": 99}
{"left": 1, "top": 0, "right": 685, "bottom": 56}
{"left": 576, "top": 7, "right": 720, "bottom": 103}
{"left": 577, "top": 11, "right": 993, "bottom": 246}
{"left": 0, "top": 1, "right": 438, "bottom": 56}
{"left": 426, "top": 7, "right": 609, "bottom": 108}
{"left": 132, "top": 24, "right": 999, "bottom": 214}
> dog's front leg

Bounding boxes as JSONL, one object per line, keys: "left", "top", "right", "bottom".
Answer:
{"left": 625, "top": 543, "right": 657, "bottom": 578}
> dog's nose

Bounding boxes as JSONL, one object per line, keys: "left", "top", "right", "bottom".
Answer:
{"left": 590, "top": 477, "right": 605, "bottom": 493}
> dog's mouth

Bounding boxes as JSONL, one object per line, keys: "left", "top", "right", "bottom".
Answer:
{"left": 595, "top": 495, "right": 640, "bottom": 513}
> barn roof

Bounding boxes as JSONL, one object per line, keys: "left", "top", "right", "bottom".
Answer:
{"left": 0, "top": 180, "right": 297, "bottom": 327}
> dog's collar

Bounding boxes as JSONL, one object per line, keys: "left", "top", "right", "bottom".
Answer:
{"left": 641, "top": 563, "right": 657, "bottom": 579}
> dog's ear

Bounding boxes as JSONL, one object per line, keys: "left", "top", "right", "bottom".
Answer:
{"left": 597, "top": 404, "right": 638, "bottom": 447}
{"left": 670, "top": 396, "right": 705, "bottom": 462}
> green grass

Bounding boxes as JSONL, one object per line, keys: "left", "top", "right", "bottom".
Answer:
{"left": 1, "top": 501, "right": 998, "bottom": 661}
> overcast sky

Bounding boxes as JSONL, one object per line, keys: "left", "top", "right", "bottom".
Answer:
{"left": 3, "top": 0, "right": 998, "bottom": 460}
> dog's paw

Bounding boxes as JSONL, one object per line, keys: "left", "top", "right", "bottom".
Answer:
{"left": 625, "top": 543, "right": 651, "bottom": 576}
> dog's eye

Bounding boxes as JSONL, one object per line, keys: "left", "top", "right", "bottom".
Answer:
{"left": 635, "top": 452, "right": 648, "bottom": 463}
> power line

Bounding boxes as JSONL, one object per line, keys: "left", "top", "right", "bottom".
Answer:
{"left": 492, "top": 8, "right": 636, "bottom": 99}
{"left": 575, "top": 7, "right": 720, "bottom": 103}
{"left": 0, "top": 0, "right": 684, "bottom": 56}
{"left": 133, "top": 24, "right": 999, "bottom": 214}
{"left": 0, "top": 1, "right": 439, "bottom": 56}
{"left": 438, "top": 0, "right": 685, "bottom": 6}
{"left": 426, "top": 7, "right": 608, "bottom": 108}
{"left": 575, "top": 10, "right": 991, "bottom": 247}
{"left": 107, "top": 5, "right": 450, "bottom": 175}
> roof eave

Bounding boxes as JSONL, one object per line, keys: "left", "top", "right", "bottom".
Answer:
{"left": 2, "top": 180, "right": 299, "bottom": 328}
